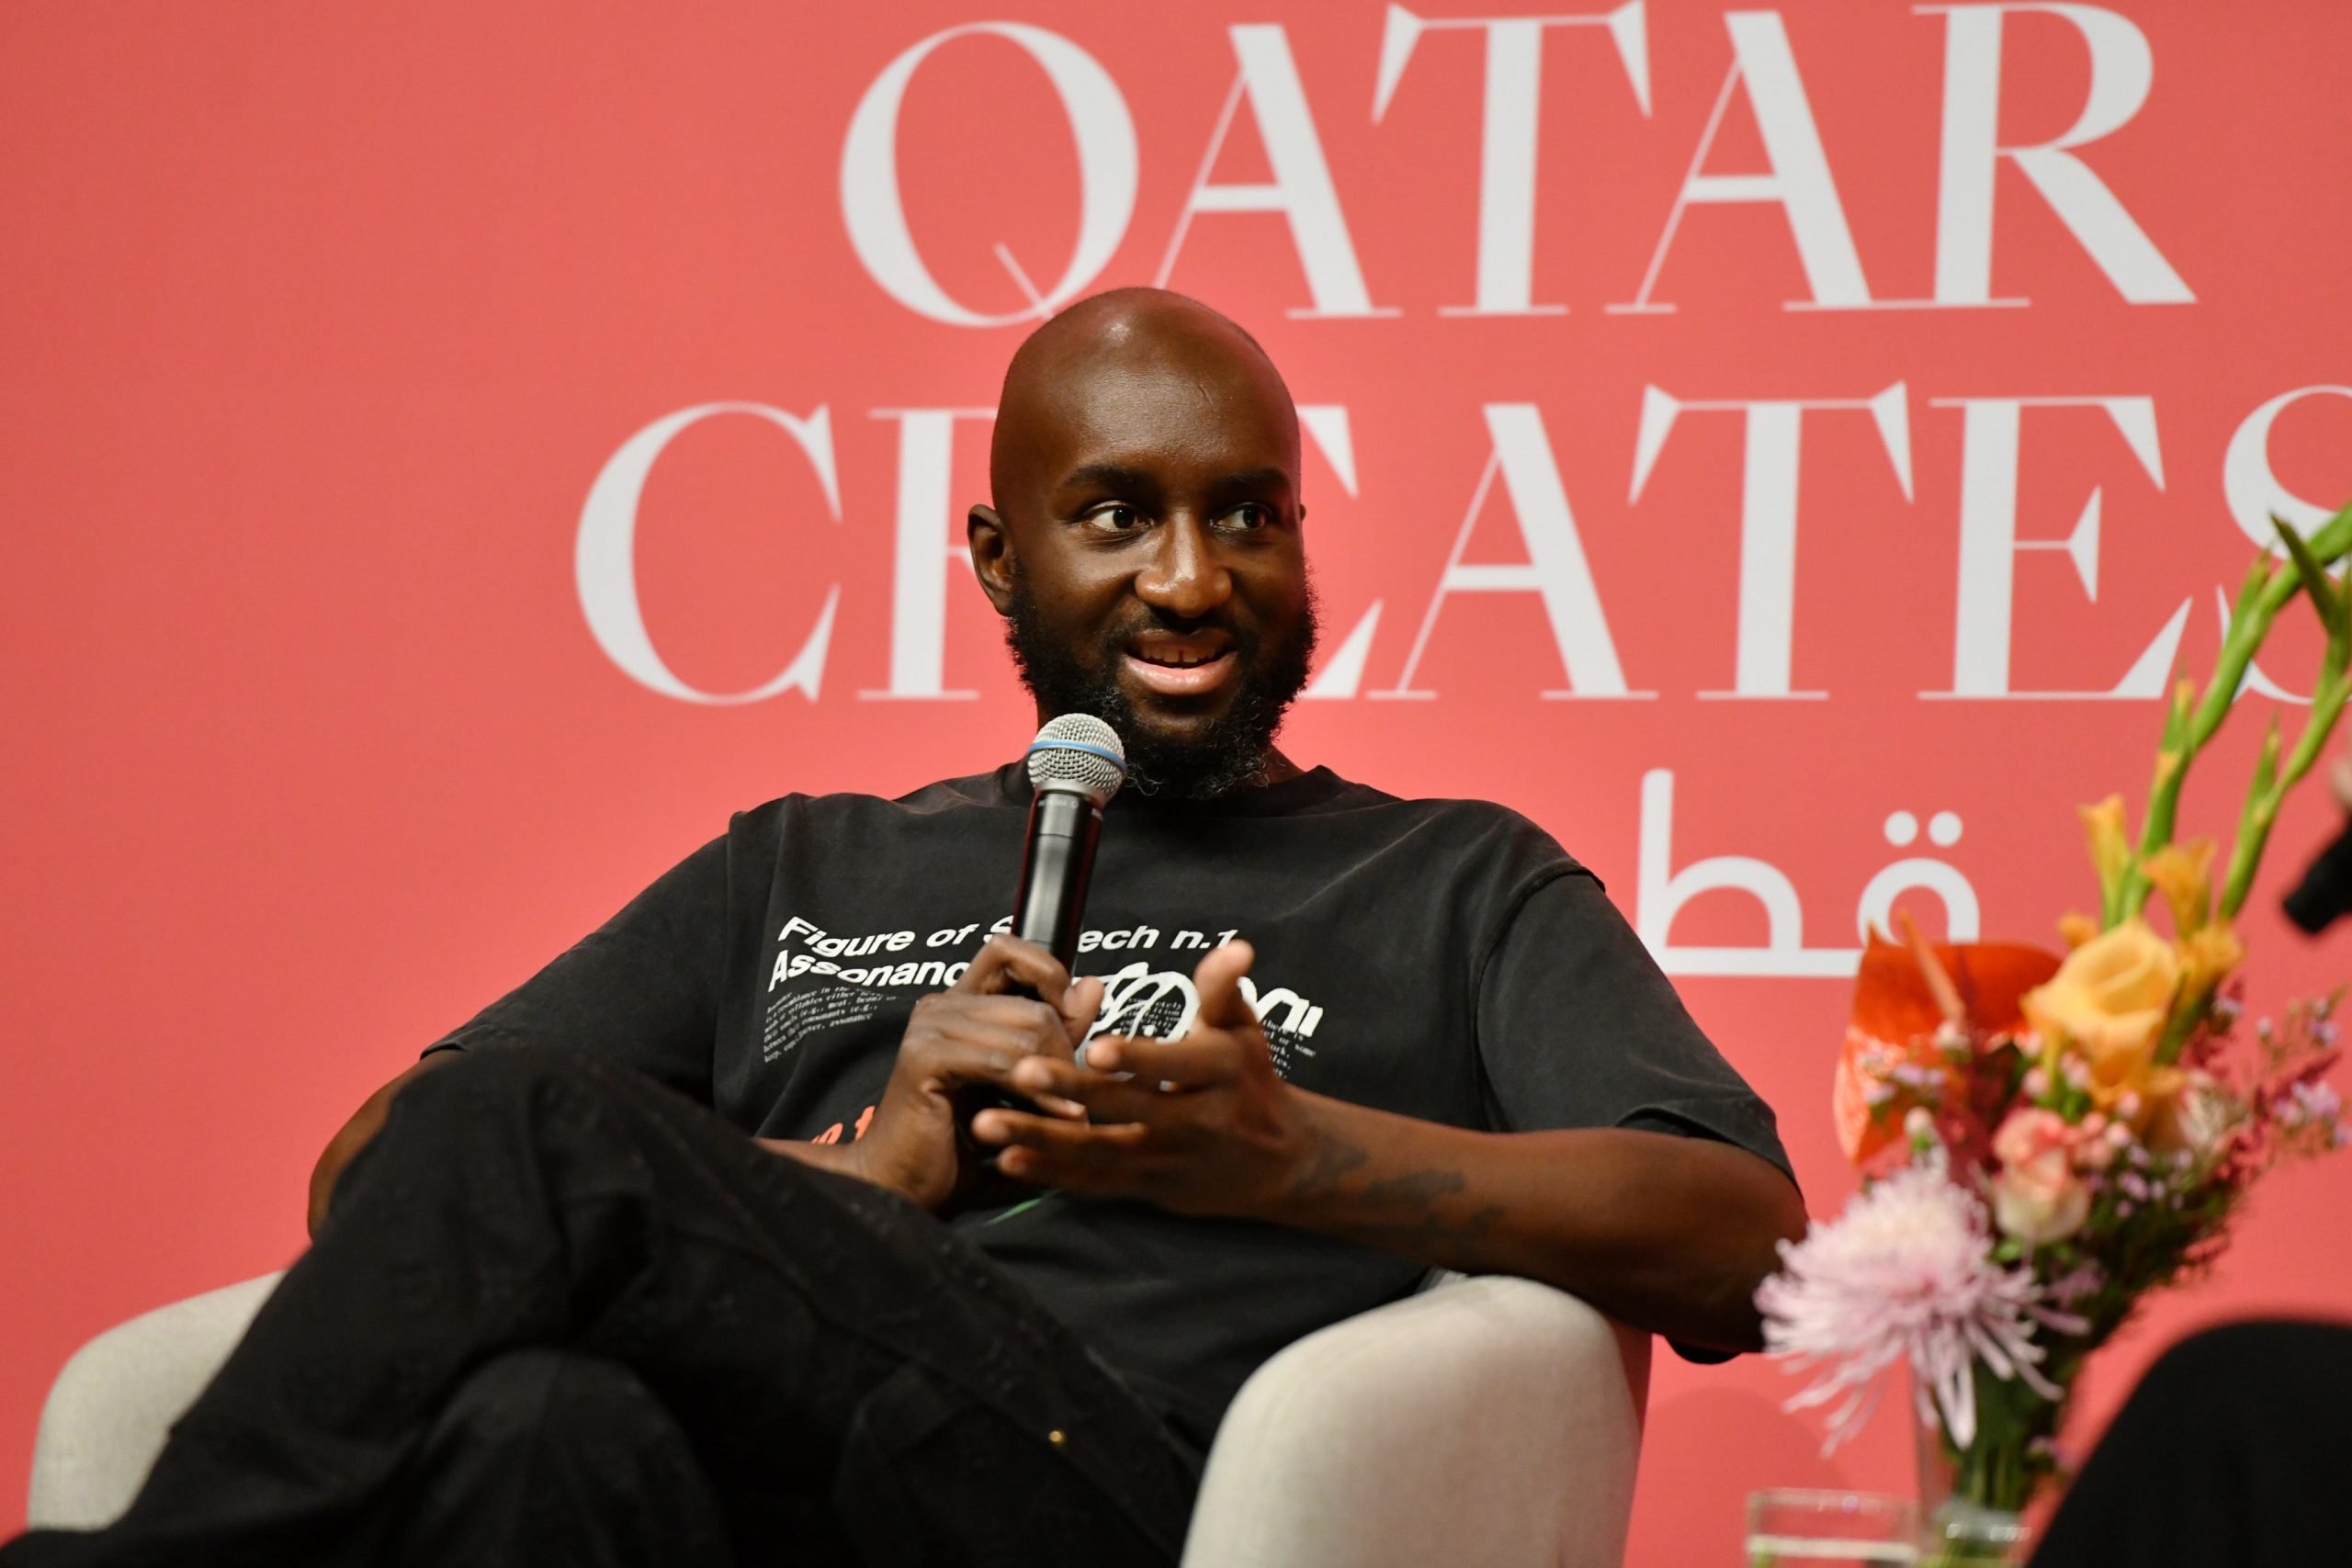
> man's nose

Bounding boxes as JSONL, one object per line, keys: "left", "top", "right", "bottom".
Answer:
{"left": 1133, "top": 515, "right": 1233, "bottom": 619}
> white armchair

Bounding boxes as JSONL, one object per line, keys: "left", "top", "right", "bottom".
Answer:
{"left": 28, "top": 1271, "right": 1650, "bottom": 1567}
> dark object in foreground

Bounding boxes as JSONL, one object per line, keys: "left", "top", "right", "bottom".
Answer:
{"left": 2031, "top": 1319, "right": 2352, "bottom": 1568}
{"left": 2282, "top": 822, "right": 2352, "bottom": 932}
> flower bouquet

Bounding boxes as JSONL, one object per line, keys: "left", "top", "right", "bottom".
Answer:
{"left": 1757, "top": 508, "right": 2352, "bottom": 1564}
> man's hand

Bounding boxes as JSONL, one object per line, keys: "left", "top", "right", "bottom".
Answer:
{"left": 800, "top": 934, "right": 1102, "bottom": 1213}
{"left": 968, "top": 941, "right": 1313, "bottom": 1219}
{"left": 307, "top": 1051, "right": 456, "bottom": 1236}
{"left": 971, "top": 938, "right": 1804, "bottom": 1352}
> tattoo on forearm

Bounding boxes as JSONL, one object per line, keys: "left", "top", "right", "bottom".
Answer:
{"left": 1288, "top": 1124, "right": 1369, "bottom": 1198}
{"left": 1329, "top": 1203, "right": 1505, "bottom": 1251}
{"left": 1361, "top": 1168, "right": 1465, "bottom": 1208}
{"left": 1289, "top": 1128, "right": 1498, "bottom": 1252}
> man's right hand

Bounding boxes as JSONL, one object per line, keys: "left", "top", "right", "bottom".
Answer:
{"left": 831, "top": 935, "right": 1102, "bottom": 1213}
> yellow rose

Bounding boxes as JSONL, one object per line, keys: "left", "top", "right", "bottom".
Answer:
{"left": 2021, "top": 919, "right": 2180, "bottom": 1112}
{"left": 2140, "top": 839, "right": 2216, "bottom": 937}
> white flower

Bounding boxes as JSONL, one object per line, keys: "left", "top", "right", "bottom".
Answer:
{"left": 2163, "top": 1073, "right": 2239, "bottom": 1159}
{"left": 1757, "top": 1163, "right": 2083, "bottom": 1451}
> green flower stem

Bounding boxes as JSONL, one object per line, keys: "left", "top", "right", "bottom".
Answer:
{"left": 2219, "top": 718, "right": 2286, "bottom": 924}
{"left": 2216, "top": 515, "right": 2352, "bottom": 919}
{"left": 2108, "top": 683, "right": 2195, "bottom": 925}
{"left": 2115, "top": 502, "right": 2352, "bottom": 923}
{"left": 2221, "top": 639, "right": 2352, "bottom": 917}
{"left": 1920, "top": 1369, "right": 2062, "bottom": 1566}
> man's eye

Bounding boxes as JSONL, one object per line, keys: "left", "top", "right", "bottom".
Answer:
{"left": 1086, "top": 504, "right": 1146, "bottom": 533}
{"left": 1221, "top": 503, "right": 1272, "bottom": 532}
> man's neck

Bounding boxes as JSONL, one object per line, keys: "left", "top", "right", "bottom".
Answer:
{"left": 1257, "top": 747, "right": 1304, "bottom": 786}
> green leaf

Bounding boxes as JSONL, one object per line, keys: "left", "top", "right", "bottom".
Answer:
{"left": 2278, "top": 515, "right": 2347, "bottom": 637}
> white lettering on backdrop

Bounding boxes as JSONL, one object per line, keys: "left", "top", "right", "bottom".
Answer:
{"left": 1155, "top": 25, "right": 1388, "bottom": 318}
{"left": 1637, "top": 769, "right": 1983, "bottom": 978}
{"left": 2224, "top": 386, "right": 2352, "bottom": 555}
{"left": 1371, "top": 2, "right": 1653, "bottom": 317}
{"left": 862, "top": 407, "right": 991, "bottom": 702}
{"left": 576, "top": 403, "right": 842, "bottom": 705}
{"left": 2219, "top": 387, "right": 2352, "bottom": 704}
{"left": 837, "top": 6, "right": 2188, "bottom": 319}
{"left": 1921, "top": 3, "right": 2194, "bottom": 307}
{"left": 1611, "top": 10, "right": 1873, "bottom": 312}
{"left": 1372, "top": 403, "right": 1642, "bottom": 700}
{"left": 1630, "top": 383, "right": 1914, "bottom": 698}
{"left": 841, "top": 22, "right": 1136, "bottom": 325}
{"left": 575, "top": 385, "right": 2349, "bottom": 708}
{"left": 575, "top": 11, "right": 2343, "bottom": 710}
{"left": 1921, "top": 396, "right": 2180, "bottom": 701}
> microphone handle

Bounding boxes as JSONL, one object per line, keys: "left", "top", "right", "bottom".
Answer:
{"left": 966, "top": 786, "right": 1105, "bottom": 1153}
{"left": 1012, "top": 787, "right": 1102, "bottom": 973}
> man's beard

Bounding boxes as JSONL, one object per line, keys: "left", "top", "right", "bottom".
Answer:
{"left": 1003, "top": 577, "right": 1318, "bottom": 801}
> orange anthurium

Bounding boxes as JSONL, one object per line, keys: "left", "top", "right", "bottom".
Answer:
{"left": 1835, "top": 933, "right": 2063, "bottom": 1166}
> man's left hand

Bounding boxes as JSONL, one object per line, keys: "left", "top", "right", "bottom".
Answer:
{"left": 967, "top": 940, "right": 1310, "bottom": 1219}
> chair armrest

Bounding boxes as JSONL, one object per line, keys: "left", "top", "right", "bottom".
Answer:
{"left": 28, "top": 1272, "right": 285, "bottom": 1529}
{"left": 1180, "top": 1276, "right": 1651, "bottom": 1568}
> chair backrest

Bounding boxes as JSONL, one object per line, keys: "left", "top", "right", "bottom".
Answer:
{"left": 28, "top": 1272, "right": 285, "bottom": 1529}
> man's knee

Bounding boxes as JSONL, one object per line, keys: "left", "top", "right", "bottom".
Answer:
{"left": 404, "top": 1043, "right": 618, "bottom": 1112}
{"left": 332, "top": 1047, "right": 651, "bottom": 1224}
{"left": 380, "top": 1046, "right": 643, "bottom": 1155}
{"left": 436, "top": 1348, "right": 653, "bottom": 1451}
{"left": 388, "top": 1351, "right": 733, "bottom": 1566}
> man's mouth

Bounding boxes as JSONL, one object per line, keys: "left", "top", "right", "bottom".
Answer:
{"left": 1122, "top": 634, "right": 1238, "bottom": 697}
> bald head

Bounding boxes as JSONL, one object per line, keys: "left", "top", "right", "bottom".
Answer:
{"left": 966, "top": 288, "right": 1317, "bottom": 797}
{"left": 989, "top": 288, "right": 1299, "bottom": 509}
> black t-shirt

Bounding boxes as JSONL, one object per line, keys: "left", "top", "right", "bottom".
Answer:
{"left": 426, "top": 764, "right": 1791, "bottom": 1450}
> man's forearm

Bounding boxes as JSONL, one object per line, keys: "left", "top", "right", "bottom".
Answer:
{"left": 1252, "top": 1092, "right": 1806, "bottom": 1351}
{"left": 755, "top": 1135, "right": 876, "bottom": 1184}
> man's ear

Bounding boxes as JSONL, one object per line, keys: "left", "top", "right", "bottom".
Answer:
{"left": 967, "top": 504, "right": 1015, "bottom": 615}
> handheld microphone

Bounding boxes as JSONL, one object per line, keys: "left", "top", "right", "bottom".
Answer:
{"left": 2284, "top": 821, "right": 2352, "bottom": 934}
{"left": 965, "top": 716, "right": 1127, "bottom": 1137}
{"left": 1012, "top": 715, "right": 1127, "bottom": 969}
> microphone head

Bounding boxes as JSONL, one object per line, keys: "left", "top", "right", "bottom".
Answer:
{"left": 1026, "top": 714, "right": 1126, "bottom": 807}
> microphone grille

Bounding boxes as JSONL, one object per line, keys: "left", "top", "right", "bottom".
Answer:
{"left": 1026, "top": 714, "right": 1126, "bottom": 805}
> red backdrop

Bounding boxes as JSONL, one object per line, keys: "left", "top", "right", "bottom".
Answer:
{"left": 6, "top": 2, "right": 2349, "bottom": 1558}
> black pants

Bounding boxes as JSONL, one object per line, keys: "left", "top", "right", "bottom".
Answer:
{"left": 3, "top": 1048, "right": 1203, "bottom": 1568}
{"left": 2031, "top": 1318, "right": 2352, "bottom": 1568}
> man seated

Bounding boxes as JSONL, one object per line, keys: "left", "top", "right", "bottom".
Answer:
{"left": 5, "top": 288, "right": 1805, "bottom": 1568}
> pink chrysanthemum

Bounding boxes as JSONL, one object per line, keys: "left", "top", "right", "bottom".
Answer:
{"left": 1757, "top": 1162, "right": 2081, "bottom": 1450}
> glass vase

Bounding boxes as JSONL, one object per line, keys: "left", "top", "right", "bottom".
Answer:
{"left": 1912, "top": 1365, "right": 2067, "bottom": 1566}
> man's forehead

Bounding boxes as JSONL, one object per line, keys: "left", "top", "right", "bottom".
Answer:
{"left": 1023, "top": 355, "right": 1296, "bottom": 486}
{"left": 990, "top": 290, "right": 1298, "bottom": 502}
